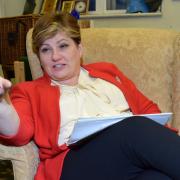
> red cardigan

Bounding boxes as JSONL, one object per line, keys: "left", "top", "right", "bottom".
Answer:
{"left": 1, "top": 62, "right": 160, "bottom": 180}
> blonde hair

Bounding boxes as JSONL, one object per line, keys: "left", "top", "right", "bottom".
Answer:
{"left": 32, "top": 12, "right": 81, "bottom": 56}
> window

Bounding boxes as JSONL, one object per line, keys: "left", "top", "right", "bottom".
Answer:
{"left": 106, "top": 0, "right": 127, "bottom": 10}
{"left": 89, "top": 0, "right": 127, "bottom": 14}
{"left": 88, "top": 0, "right": 162, "bottom": 16}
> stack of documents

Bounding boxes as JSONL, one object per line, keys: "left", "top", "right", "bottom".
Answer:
{"left": 67, "top": 113, "right": 172, "bottom": 146}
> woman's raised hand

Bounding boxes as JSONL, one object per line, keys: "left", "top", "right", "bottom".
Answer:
{"left": 0, "top": 76, "right": 19, "bottom": 135}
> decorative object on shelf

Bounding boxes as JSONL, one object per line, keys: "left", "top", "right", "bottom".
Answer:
{"left": 126, "top": 0, "right": 149, "bottom": 13}
{"left": 40, "top": 0, "right": 59, "bottom": 14}
{"left": 71, "top": 9, "right": 80, "bottom": 19}
{"left": 74, "top": 0, "right": 89, "bottom": 14}
{"left": 61, "top": 1, "right": 75, "bottom": 13}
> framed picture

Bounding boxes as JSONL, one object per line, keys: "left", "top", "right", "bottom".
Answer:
{"left": 41, "top": 0, "right": 59, "bottom": 14}
{"left": 56, "top": 0, "right": 64, "bottom": 11}
{"left": 33, "top": 0, "right": 44, "bottom": 14}
{"left": 74, "top": 0, "right": 89, "bottom": 14}
{"left": 61, "top": 1, "right": 75, "bottom": 13}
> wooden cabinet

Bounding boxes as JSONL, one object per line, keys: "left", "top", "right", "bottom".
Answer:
{"left": 0, "top": 15, "right": 40, "bottom": 78}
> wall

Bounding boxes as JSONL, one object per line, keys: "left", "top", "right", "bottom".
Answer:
{"left": 2, "top": 0, "right": 180, "bottom": 31}
{"left": 4, "top": 0, "right": 25, "bottom": 17}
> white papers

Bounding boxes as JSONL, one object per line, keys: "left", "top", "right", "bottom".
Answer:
{"left": 67, "top": 112, "right": 172, "bottom": 146}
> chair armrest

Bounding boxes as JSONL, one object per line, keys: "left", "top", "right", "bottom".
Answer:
{"left": 0, "top": 141, "right": 39, "bottom": 180}
{"left": 14, "top": 61, "right": 25, "bottom": 83}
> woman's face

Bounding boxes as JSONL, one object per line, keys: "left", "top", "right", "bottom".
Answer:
{"left": 39, "top": 32, "right": 83, "bottom": 85}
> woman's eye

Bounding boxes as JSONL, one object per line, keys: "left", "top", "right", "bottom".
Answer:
{"left": 40, "top": 47, "right": 50, "bottom": 53}
{"left": 59, "top": 44, "right": 69, "bottom": 49}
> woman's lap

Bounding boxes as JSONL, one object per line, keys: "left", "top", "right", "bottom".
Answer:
{"left": 61, "top": 116, "right": 180, "bottom": 180}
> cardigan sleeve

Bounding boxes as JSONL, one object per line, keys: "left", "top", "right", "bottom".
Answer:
{"left": 0, "top": 84, "right": 34, "bottom": 146}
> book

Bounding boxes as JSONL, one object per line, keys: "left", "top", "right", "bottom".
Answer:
{"left": 67, "top": 112, "right": 172, "bottom": 146}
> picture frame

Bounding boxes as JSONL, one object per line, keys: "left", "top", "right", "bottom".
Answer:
{"left": 33, "top": 0, "right": 44, "bottom": 14}
{"left": 40, "top": 0, "right": 59, "bottom": 14}
{"left": 56, "top": 0, "right": 63, "bottom": 11}
{"left": 74, "top": 0, "right": 89, "bottom": 14}
{"left": 61, "top": 1, "right": 75, "bottom": 13}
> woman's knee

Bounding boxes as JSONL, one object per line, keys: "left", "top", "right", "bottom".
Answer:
{"left": 116, "top": 115, "right": 169, "bottom": 136}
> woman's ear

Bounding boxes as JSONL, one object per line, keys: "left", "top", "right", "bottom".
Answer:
{"left": 78, "top": 43, "right": 83, "bottom": 58}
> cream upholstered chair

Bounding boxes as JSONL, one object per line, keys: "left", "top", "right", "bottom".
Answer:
{"left": 0, "top": 27, "right": 180, "bottom": 180}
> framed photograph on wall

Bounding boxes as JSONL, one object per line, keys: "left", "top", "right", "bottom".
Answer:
{"left": 41, "top": 0, "right": 59, "bottom": 14}
{"left": 61, "top": 1, "right": 75, "bottom": 13}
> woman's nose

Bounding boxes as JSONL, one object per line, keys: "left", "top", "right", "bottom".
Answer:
{"left": 52, "top": 49, "right": 62, "bottom": 61}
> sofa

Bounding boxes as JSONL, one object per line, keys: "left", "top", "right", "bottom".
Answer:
{"left": 0, "top": 27, "right": 180, "bottom": 180}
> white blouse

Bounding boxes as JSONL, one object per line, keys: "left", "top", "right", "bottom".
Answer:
{"left": 51, "top": 68, "right": 132, "bottom": 145}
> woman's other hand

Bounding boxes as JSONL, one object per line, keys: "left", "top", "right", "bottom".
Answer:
{"left": 0, "top": 76, "right": 12, "bottom": 102}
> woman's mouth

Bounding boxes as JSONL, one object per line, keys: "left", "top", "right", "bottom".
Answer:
{"left": 53, "top": 64, "right": 65, "bottom": 69}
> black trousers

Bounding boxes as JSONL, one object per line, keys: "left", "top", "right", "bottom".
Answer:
{"left": 61, "top": 117, "right": 180, "bottom": 180}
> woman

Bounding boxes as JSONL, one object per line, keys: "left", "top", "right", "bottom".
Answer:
{"left": 0, "top": 12, "right": 180, "bottom": 180}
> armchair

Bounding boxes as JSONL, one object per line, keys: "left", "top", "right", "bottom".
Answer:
{"left": 0, "top": 27, "right": 180, "bottom": 180}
